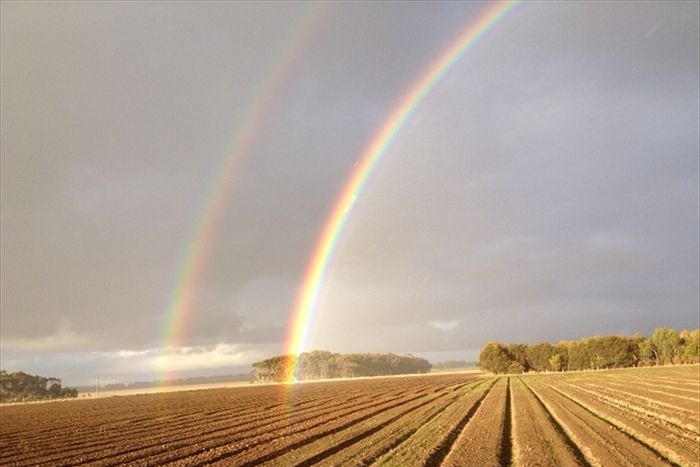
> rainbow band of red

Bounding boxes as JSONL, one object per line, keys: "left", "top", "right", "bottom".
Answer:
{"left": 284, "top": 1, "right": 519, "bottom": 380}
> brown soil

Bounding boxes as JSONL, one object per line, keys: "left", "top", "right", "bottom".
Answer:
{"left": 510, "top": 377, "right": 585, "bottom": 467}
{"left": 555, "top": 381, "right": 699, "bottom": 466}
{"left": 1, "top": 366, "right": 698, "bottom": 467}
{"left": 370, "top": 377, "right": 496, "bottom": 466}
{"left": 528, "top": 380, "right": 675, "bottom": 467}
{"left": 440, "top": 377, "right": 510, "bottom": 467}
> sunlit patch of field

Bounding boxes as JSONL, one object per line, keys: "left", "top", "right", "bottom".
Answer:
{"left": 78, "top": 380, "right": 254, "bottom": 398}
{"left": 1, "top": 366, "right": 697, "bottom": 466}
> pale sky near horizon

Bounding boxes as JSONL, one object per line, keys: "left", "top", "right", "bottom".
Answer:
{"left": 1, "top": 1, "right": 698, "bottom": 385}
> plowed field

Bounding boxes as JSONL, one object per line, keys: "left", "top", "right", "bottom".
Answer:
{"left": 1, "top": 366, "right": 698, "bottom": 466}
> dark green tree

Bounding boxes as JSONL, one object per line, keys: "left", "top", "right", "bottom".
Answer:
{"left": 650, "top": 327, "right": 682, "bottom": 365}
{"left": 478, "top": 343, "right": 512, "bottom": 374}
{"left": 526, "top": 343, "right": 554, "bottom": 372}
{"left": 0, "top": 371, "right": 78, "bottom": 402}
{"left": 506, "top": 343, "right": 530, "bottom": 372}
{"left": 680, "top": 329, "right": 700, "bottom": 363}
{"left": 251, "top": 351, "right": 430, "bottom": 382}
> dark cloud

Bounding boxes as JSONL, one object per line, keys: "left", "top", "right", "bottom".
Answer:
{"left": 1, "top": 1, "right": 697, "bottom": 383}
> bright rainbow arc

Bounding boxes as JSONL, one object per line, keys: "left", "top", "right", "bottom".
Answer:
{"left": 159, "top": 5, "right": 325, "bottom": 380}
{"left": 284, "top": 1, "right": 519, "bottom": 380}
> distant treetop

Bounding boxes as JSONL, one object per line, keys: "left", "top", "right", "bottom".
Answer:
{"left": 1, "top": 370, "right": 78, "bottom": 403}
{"left": 478, "top": 327, "right": 700, "bottom": 374}
{"left": 251, "top": 351, "right": 432, "bottom": 383}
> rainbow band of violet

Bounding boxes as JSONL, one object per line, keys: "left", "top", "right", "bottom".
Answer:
{"left": 284, "top": 0, "right": 519, "bottom": 381}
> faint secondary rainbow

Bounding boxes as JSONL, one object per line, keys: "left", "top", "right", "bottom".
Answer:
{"left": 284, "top": 1, "right": 518, "bottom": 379}
{"left": 158, "top": 5, "right": 326, "bottom": 379}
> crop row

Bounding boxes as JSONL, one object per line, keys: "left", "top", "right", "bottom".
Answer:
{"left": 516, "top": 365, "right": 699, "bottom": 467}
{"left": 1, "top": 366, "right": 697, "bottom": 466}
{"left": 0, "top": 374, "right": 478, "bottom": 466}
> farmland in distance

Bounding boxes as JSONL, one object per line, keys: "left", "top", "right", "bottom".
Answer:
{"left": 1, "top": 366, "right": 698, "bottom": 466}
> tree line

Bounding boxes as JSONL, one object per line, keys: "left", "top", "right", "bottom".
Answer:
{"left": 251, "top": 350, "right": 432, "bottom": 382}
{"left": 1, "top": 371, "right": 79, "bottom": 403}
{"left": 479, "top": 327, "right": 700, "bottom": 374}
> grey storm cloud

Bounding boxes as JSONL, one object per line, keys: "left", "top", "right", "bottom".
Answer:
{"left": 1, "top": 1, "right": 698, "bottom": 384}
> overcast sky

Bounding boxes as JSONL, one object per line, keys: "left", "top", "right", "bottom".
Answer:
{"left": 1, "top": 1, "right": 698, "bottom": 385}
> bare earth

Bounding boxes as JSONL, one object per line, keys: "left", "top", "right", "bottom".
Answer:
{"left": 1, "top": 366, "right": 698, "bottom": 466}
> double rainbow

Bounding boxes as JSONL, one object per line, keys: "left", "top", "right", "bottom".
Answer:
{"left": 284, "top": 1, "right": 519, "bottom": 380}
{"left": 159, "top": 5, "right": 325, "bottom": 379}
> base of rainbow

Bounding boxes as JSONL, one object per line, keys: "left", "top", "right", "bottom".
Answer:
{"left": 283, "top": 1, "right": 519, "bottom": 381}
